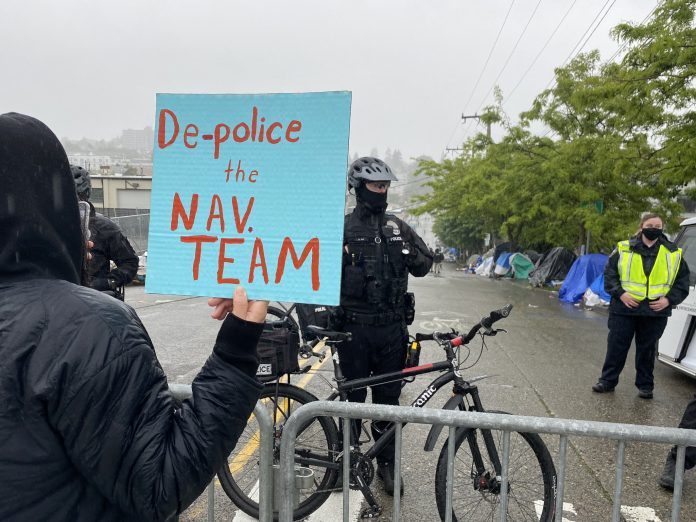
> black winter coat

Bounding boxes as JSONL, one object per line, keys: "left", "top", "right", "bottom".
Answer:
{"left": 0, "top": 112, "right": 263, "bottom": 521}
{"left": 604, "top": 233, "right": 691, "bottom": 317}
{"left": 87, "top": 202, "right": 139, "bottom": 290}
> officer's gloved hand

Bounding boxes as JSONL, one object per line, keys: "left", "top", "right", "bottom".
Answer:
{"left": 92, "top": 277, "right": 118, "bottom": 291}
{"left": 107, "top": 277, "right": 118, "bottom": 291}
{"left": 401, "top": 242, "right": 419, "bottom": 265}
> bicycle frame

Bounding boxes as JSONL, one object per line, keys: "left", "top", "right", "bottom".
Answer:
{"left": 306, "top": 340, "right": 505, "bottom": 481}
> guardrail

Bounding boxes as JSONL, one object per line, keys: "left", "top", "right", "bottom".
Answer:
{"left": 169, "top": 383, "right": 274, "bottom": 522}
{"left": 278, "top": 401, "right": 696, "bottom": 522}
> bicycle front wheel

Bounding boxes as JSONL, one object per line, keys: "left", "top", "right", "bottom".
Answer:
{"left": 435, "top": 421, "right": 556, "bottom": 522}
{"left": 218, "top": 383, "right": 340, "bottom": 521}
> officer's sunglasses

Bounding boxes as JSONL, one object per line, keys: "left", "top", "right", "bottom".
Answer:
{"left": 366, "top": 181, "right": 391, "bottom": 190}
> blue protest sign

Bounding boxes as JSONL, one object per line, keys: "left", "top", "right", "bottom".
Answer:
{"left": 146, "top": 92, "right": 351, "bottom": 305}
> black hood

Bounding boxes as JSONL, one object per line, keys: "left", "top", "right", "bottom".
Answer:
{"left": 0, "top": 112, "right": 82, "bottom": 284}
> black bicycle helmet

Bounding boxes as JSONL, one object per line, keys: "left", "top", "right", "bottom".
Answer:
{"left": 347, "top": 156, "right": 398, "bottom": 188}
{"left": 71, "top": 165, "right": 91, "bottom": 200}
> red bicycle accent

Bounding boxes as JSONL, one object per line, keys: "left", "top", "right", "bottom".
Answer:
{"left": 401, "top": 363, "right": 434, "bottom": 373}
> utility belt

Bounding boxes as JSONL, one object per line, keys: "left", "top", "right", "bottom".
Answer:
{"left": 344, "top": 310, "right": 405, "bottom": 326}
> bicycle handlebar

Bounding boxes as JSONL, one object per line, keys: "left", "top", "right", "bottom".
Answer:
{"left": 306, "top": 325, "right": 352, "bottom": 342}
{"left": 415, "top": 304, "right": 512, "bottom": 347}
{"left": 451, "top": 304, "right": 513, "bottom": 347}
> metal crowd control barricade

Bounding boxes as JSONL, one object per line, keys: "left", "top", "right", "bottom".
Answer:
{"left": 278, "top": 401, "right": 696, "bottom": 522}
{"left": 169, "top": 383, "right": 274, "bottom": 522}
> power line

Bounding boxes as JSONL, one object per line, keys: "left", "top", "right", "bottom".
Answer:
{"left": 543, "top": 0, "right": 617, "bottom": 91}
{"left": 444, "top": 0, "right": 516, "bottom": 155}
{"left": 460, "top": 0, "right": 545, "bottom": 144}
{"left": 604, "top": 2, "right": 659, "bottom": 65}
{"left": 505, "top": 0, "right": 579, "bottom": 103}
{"left": 471, "top": 0, "right": 545, "bottom": 117}
{"left": 392, "top": 177, "right": 431, "bottom": 188}
{"left": 460, "top": 0, "right": 517, "bottom": 117}
{"left": 538, "top": 1, "right": 658, "bottom": 140}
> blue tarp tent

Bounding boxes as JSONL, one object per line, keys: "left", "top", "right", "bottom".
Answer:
{"left": 559, "top": 254, "right": 609, "bottom": 303}
{"left": 589, "top": 273, "right": 611, "bottom": 302}
{"left": 494, "top": 252, "right": 512, "bottom": 276}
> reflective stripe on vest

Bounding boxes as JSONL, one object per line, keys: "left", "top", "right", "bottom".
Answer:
{"left": 617, "top": 241, "right": 682, "bottom": 300}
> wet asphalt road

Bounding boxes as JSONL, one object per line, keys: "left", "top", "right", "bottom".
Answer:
{"left": 127, "top": 262, "right": 696, "bottom": 521}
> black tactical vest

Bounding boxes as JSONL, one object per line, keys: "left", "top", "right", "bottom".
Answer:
{"left": 340, "top": 209, "right": 410, "bottom": 316}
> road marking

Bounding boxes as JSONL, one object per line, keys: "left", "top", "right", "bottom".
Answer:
{"left": 621, "top": 506, "right": 663, "bottom": 522}
{"left": 535, "top": 501, "right": 664, "bottom": 522}
{"left": 535, "top": 500, "right": 576, "bottom": 521}
{"left": 228, "top": 354, "right": 330, "bottom": 475}
{"left": 306, "top": 490, "right": 363, "bottom": 521}
{"left": 231, "top": 488, "right": 362, "bottom": 521}
{"left": 227, "top": 353, "right": 331, "bottom": 519}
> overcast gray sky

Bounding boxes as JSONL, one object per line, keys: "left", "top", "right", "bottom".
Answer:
{"left": 1, "top": 0, "right": 657, "bottom": 160}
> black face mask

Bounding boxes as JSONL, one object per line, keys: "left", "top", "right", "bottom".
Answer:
{"left": 642, "top": 227, "right": 663, "bottom": 241}
{"left": 356, "top": 184, "right": 388, "bottom": 214}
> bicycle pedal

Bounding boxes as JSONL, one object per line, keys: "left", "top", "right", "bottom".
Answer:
{"left": 360, "top": 506, "right": 382, "bottom": 518}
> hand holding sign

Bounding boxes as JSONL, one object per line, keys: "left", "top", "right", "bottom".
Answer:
{"left": 208, "top": 287, "right": 268, "bottom": 323}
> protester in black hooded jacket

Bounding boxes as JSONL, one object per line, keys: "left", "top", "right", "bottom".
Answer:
{"left": 0, "top": 112, "right": 265, "bottom": 522}
{"left": 72, "top": 164, "right": 139, "bottom": 293}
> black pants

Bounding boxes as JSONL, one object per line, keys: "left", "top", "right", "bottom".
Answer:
{"left": 669, "top": 393, "right": 696, "bottom": 469}
{"left": 337, "top": 321, "right": 407, "bottom": 465}
{"left": 599, "top": 313, "right": 668, "bottom": 391}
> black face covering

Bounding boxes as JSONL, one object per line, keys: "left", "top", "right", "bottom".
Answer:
{"left": 642, "top": 227, "right": 663, "bottom": 241}
{"left": 356, "top": 183, "right": 388, "bottom": 214}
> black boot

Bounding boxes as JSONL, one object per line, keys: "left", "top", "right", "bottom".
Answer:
{"left": 658, "top": 455, "right": 676, "bottom": 490}
{"left": 377, "top": 461, "right": 404, "bottom": 496}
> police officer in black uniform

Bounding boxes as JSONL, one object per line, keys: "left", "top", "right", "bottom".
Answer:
{"left": 72, "top": 165, "right": 138, "bottom": 299}
{"left": 336, "top": 157, "right": 432, "bottom": 496}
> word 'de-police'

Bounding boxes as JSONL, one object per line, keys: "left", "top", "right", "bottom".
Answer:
{"left": 157, "top": 107, "right": 303, "bottom": 159}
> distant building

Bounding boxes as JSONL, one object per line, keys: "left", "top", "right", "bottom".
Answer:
{"left": 404, "top": 211, "right": 438, "bottom": 250}
{"left": 67, "top": 154, "right": 112, "bottom": 171}
{"left": 89, "top": 174, "right": 152, "bottom": 215}
{"left": 121, "top": 127, "right": 154, "bottom": 152}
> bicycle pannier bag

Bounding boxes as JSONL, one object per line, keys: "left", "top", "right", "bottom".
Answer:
{"left": 256, "top": 321, "right": 300, "bottom": 382}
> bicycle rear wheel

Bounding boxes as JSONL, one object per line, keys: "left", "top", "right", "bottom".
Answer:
{"left": 435, "top": 416, "right": 556, "bottom": 522}
{"left": 218, "top": 383, "right": 340, "bottom": 521}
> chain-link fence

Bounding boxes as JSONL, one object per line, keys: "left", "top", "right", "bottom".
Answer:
{"left": 111, "top": 212, "right": 150, "bottom": 255}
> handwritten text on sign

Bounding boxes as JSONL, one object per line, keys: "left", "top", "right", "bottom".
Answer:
{"left": 146, "top": 92, "right": 351, "bottom": 305}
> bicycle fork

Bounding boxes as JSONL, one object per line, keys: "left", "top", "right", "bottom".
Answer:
{"left": 463, "top": 388, "right": 505, "bottom": 494}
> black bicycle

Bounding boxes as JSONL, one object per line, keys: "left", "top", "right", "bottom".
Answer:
{"left": 217, "top": 304, "right": 557, "bottom": 521}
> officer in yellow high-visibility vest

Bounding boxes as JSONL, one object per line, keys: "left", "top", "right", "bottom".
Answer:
{"left": 592, "top": 213, "right": 690, "bottom": 399}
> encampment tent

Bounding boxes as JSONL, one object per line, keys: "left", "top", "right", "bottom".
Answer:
{"left": 493, "top": 242, "right": 517, "bottom": 262}
{"left": 510, "top": 253, "right": 535, "bottom": 280}
{"left": 589, "top": 273, "right": 611, "bottom": 302}
{"left": 559, "top": 254, "right": 609, "bottom": 303}
{"left": 475, "top": 256, "right": 495, "bottom": 277}
{"left": 529, "top": 247, "right": 577, "bottom": 287}
{"left": 494, "top": 252, "right": 512, "bottom": 276}
{"left": 466, "top": 254, "right": 481, "bottom": 267}
{"left": 525, "top": 250, "right": 542, "bottom": 265}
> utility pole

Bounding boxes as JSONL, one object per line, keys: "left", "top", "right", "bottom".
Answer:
{"left": 461, "top": 113, "right": 491, "bottom": 141}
